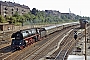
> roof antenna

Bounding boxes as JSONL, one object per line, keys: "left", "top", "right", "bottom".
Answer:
{"left": 69, "top": 8, "right": 71, "bottom": 13}
{"left": 80, "top": 11, "right": 81, "bottom": 16}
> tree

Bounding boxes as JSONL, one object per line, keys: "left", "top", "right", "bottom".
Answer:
{"left": 30, "top": 14, "right": 35, "bottom": 23}
{"left": 23, "top": 13, "right": 30, "bottom": 21}
{"left": 19, "top": 15, "right": 25, "bottom": 23}
{"left": 5, "top": 15, "right": 10, "bottom": 21}
{"left": 0, "top": 15, "right": 6, "bottom": 23}
{"left": 13, "top": 12, "right": 20, "bottom": 17}
{"left": 31, "top": 8, "right": 38, "bottom": 15}
{"left": 8, "top": 16, "right": 16, "bottom": 24}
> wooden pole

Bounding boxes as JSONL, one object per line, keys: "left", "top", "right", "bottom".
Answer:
{"left": 85, "top": 23, "right": 87, "bottom": 60}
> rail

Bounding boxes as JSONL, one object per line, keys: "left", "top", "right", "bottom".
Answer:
{"left": 63, "top": 50, "right": 68, "bottom": 60}
{"left": 54, "top": 26, "right": 87, "bottom": 60}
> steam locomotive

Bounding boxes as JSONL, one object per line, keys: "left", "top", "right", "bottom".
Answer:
{"left": 11, "top": 22, "right": 79, "bottom": 50}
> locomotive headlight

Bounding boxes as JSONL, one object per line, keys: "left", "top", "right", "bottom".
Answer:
{"left": 20, "top": 43, "right": 22, "bottom": 44}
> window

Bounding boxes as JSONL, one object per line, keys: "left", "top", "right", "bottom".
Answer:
{"left": 5, "top": 7, "right": 7, "bottom": 10}
{"left": 4, "top": 15, "right": 6, "bottom": 17}
{"left": 17, "top": 8, "right": 18, "bottom": 11}
{"left": 12, "top": 12, "right": 13, "bottom": 14}
{"left": 12, "top": 8, "right": 14, "bottom": 11}
{"left": 22, "top": 13, "right": 23, "bottom": 14}
{"left": 5, "top": 11, "right": 7, "bottom": 14}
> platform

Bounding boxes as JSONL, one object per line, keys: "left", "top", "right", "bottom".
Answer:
{"left": 67, "top": 55, "right": 90, "bottom": 60}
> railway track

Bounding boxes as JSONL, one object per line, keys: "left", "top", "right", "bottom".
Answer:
{"left": 0, "top": 25, "right": 79, "bottom": 60}
{"left": 50, "top": 27, "right": 87, "bottom": 60}
{"left": 31, "top": 29, "right": 73, "bottom": 60}
{"left": 53, "top": 31, "right": 75, "bottom": 60}
{"left": 36, "top": 29, "right": 75, "bottom": 60}
{"left": 70, "top": 26, "right": 90, "bottom": 56}
{"left": 23, "top": 30, "right": 73, "bottom": 60}
{"left": 1, "top": 26, "right": 75, "bottom": 60}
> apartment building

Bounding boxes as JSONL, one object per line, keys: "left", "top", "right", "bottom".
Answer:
{"left": 0, "top": 1, "right": 30, "bottom": 17}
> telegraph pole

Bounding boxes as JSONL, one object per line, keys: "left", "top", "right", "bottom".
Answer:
{"left": 85, "top": 21, "right": 87, "bottom": 60}
{"left": 83, "top": 20, "right": 88, "bottom": 60}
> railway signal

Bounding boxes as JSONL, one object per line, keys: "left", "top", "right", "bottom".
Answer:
{"left": 74, "top": 31, "right": 77, "bottom": 40}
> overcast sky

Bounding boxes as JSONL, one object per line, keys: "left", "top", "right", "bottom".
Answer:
{"left": 1, "top": 0, "right": 90, "bottom": 17}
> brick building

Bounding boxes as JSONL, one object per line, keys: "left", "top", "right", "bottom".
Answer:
{"left": 0, "top": 1, "right": 30, "bottom": 17}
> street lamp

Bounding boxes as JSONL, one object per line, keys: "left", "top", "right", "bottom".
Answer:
{"left": 83, "top": 20, "right": 88, "bottom": 60}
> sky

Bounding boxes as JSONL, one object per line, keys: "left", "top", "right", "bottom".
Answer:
{"left": 1, "top": 0, "right": 90, "bottom": 17}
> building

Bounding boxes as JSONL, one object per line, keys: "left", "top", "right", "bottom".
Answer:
{"left": 45, "top": 10, "right": 61, "bottom": 18}
{"left": 0, "top": 1, "right": 30, "bottom": 17}
{"left": 61, "top": 13, "right": 76, "bottom": 20}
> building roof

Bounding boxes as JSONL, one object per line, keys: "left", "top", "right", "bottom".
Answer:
{"left": 0, "top": 1, "right": 30, "bottom": 9}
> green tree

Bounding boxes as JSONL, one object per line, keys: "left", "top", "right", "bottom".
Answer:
{"left": 12, "top": 12, "right": 21, "bottom": 23}
{"left": 9, "top": 16, "right": 16, "bottom": 24}
{"left": 31, "top": 8, "right": 38, "bottom": 15}
{"left": 23, "top": 13, "right": 31, "bottom": 21}
{"left": 13, "top": 12, "right": 20, "bottom": 17}
{"left": 19, "top": 15, "right": 25, "bottom": 23}
{"left": 5, "top": 16, "right": 10, "bottom": 21}
{"left": 0, "top": 15, "right": 6, "bottom": 23}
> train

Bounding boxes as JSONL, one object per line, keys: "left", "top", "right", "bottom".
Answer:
{"left": 11, "top": 22, "right": 79, "bottom": 50}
